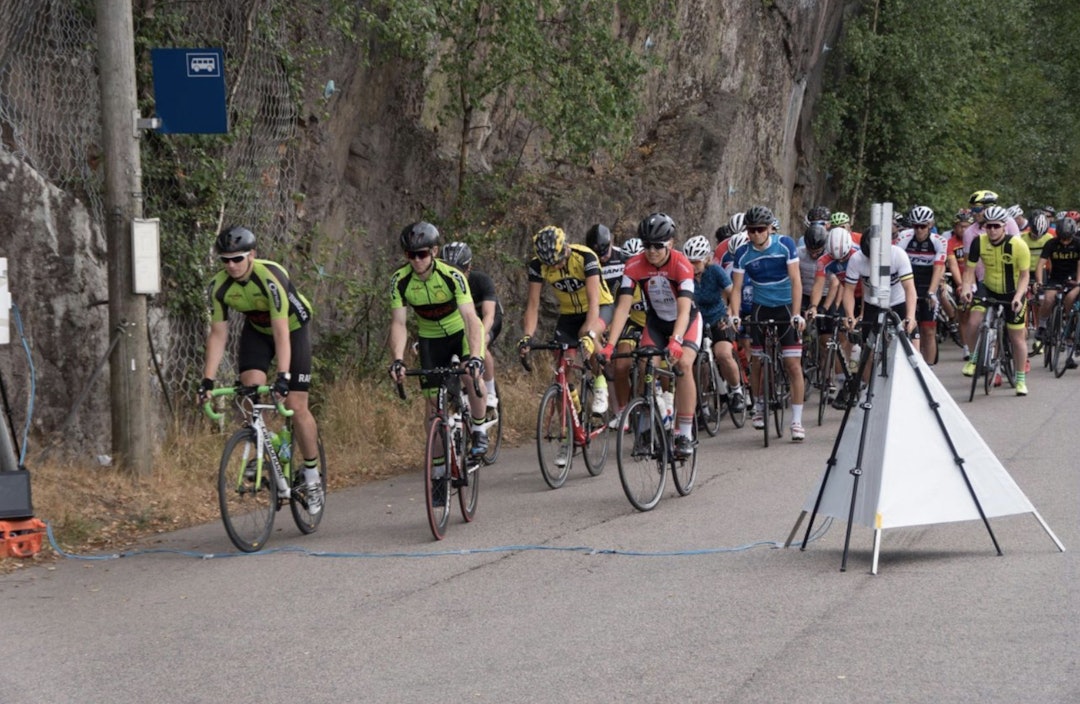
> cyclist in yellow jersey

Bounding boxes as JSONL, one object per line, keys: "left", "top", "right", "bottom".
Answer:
{"left": 961, "top": 206, "right": 1031, "bottom": 395}
{"left": 388, "top": 222, "right": 489, "bottom": 469}
{"left": 520, "top": 225, "right": 614, "bottom": 431}
{"left": 198, "top": 226, "right": 324, "bottom": 513}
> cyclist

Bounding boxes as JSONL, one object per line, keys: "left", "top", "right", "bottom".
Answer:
{"left": 388, "top": 222, "right": 489, "bottom": 504}
{"left": 199, "top": 226, "right": 324, "bottom": 514}
{"left": 1023, "top": 211, "right": 1056, "bottom": 352}
{"left": 1035, "top": 215, "right": 1080, "bottom": 366}
{"left": 809, "top": 226, "right": 860, "bottom": 407}
{"left": 586, "top": 223, "right": 627, "bottom": 297}
{"left": 896, "top": 206, "right": 947, "bottom": 363}
{"left": 520, "top": 225, "right": 613, "bottom": 456}
{"left": 440, "top": 241, "right": 503, "bottom": 415}
{"left": 713, "top": 212, "right": 746, "bottom": 265}
{"left": 605, "top": 237, "right": 649, "bottom": 427}
{"left": 684, "top": 234, "right": 745, "bottom": 412}
{"left": 727, "top": 205, "right": 807, "bottom": 442}
{"left": 830, "top": 211, "right": 862, "bottom": 244}
{"left": 600, "top": 213, "right": 701, "bottom": 458}
{"left": 946, "top": 210, "right": 973, "bottom": 357}
{"left": 960, "top": 205, "right": 1031, "bottom": 396}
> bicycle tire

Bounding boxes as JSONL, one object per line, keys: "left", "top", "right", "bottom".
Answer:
{"left": 1053, "top": 311, "right": 1076, "bottom": 378}
{"left": 289, "top": 433, "right": 327, "bottom": 534}
{"left": 817, "top": 344, "right": 836, "bottom": 426}
{"left": 671, "top": 425, "right": 698, "bottom": 496}
{"left": 969, "top": 325, "right": 986, "bottom": 402}
{"left": 218, "top": 427, "right": 276, "bottom": 553}
{"left": 578, "top": 380, "right": 612, "bottom": 477}
{"left": 481, "top": 380, "right": 502, "bottom": 465}
{"left": 696, "top": 354, "right": 723, "bottom": 437}
{"left": 537, "top": 384, "right": 573, "bottom": 489}
{"left": 772, "top": 358, "right": 788, "bottom": 439}
{"left": 457, "top": 425, "right": 480, "bottom": 523}
{"left": 800, "top": 326, "right": 818, "bottom": 405}
{"left": 424, "top": 418, "right": 452, "bottom": 540}
{"left": 983, "top": 326, "right": 1000, "bottom": 396}
{"left": 1044, "top": 302, "right": 1060, "bottom": 369}
{"left": 616, "top": 397, "right": 667, "bottom": 511}
{"left": 761, "top": 355, "right": 772, "bottom": 448}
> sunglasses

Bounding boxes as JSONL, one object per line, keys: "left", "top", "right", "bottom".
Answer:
{"left": 914, "top": 224, "right": 930, "bottom": 230}
{"left": 747, "top": 226, "right": 769, "bottom": 234}
{"left": 219, "top": 253, "right": 249, "bottom": 264}
{"left": 984, "top": 223, "right": 1003, "bottom": 230}
{"left": 406, "top": 249, "right": 432, "bottom": 260}
{"left": 971, "top": 206, "right": 985, "bottom": 214}
{"left": 643, "top": 241, "right": 668, "bottom": 251}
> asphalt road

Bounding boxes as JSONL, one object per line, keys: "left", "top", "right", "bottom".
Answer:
{"left": 2, "top": 343, "right": 1077, "bottom": 704}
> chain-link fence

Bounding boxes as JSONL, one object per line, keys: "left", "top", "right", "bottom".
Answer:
{"left": 1, "top": 0, "right": 309, "bottom": 416}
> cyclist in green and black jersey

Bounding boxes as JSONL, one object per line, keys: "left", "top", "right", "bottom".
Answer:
{"left": 387, "top": 222, "right": 489, "bottom": 461}
{"left": 198, "top": 226, "right": 323, "bottom": 513}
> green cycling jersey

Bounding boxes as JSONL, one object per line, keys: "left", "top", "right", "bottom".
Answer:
{"left": 208, "top": 259, "right": 313, "bottom": 333}
{"left": 390, "top": 258, "right": 474, "bottom": 337}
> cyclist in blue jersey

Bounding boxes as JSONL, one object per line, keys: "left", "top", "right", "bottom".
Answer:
{"left": 728, "top": 205, "right": 807, "bottom": 442}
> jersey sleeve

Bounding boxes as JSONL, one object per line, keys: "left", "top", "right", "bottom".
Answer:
{"left": 967, "top": 237, "right": 982, "bottom": 265}
{"left": 208, "top": 274, "right": 228, "bottom": 323}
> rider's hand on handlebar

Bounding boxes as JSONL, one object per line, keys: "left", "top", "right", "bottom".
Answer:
{"left": 197, "top": 377, "right": 215, "bottom": 404}
{"left": 791, "top": 315, "right": 806, "bottom": 332}
{"left": 388, "top": 358, "right": 406, "bottom": 384}
{"left": 667, "top": 338, "right": 683, "bottom": 361}
{"left": 598, "top": 342, "right": 615, "bottom": 362}
{"left": 517, "top": 335, "right": 531, "bottom": 357}
{"left": 465, "top": 356, "right": 485, "bottom": 379}
{"left": 272, "top": 372, "right": 290, "bottom": 399}
{"left": 728, "top": 315, "right": 741, "bottom": 331}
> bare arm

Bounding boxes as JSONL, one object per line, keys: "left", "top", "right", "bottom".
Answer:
{"left": 202, "top": 320, "right": 230, "bottom": 380}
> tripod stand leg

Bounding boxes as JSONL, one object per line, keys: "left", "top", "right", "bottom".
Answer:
{"left": 784, "top": 511, "right": 806, "bottom": 548}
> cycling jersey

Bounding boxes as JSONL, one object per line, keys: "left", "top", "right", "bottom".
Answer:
{"left": 947, "top": 235, "right": 966, "bottom": 275}
{"left": 720, "top": 248, "right": 754, "bottom": 313}
{"left": 390, "top": 258, "right": 474, "bottom": 338}
{"left": 598, "top": 247, "right": 628, "bottom": 297}
{"left": 619, "top": 249, "right": 697, "bottom": 322}
{"left": 468, "top": 269, "right": 504, "bottom": 340}
{"left": 209, "top": 259, "right": 313, "bottom": 334}
{"left": 966, "top": 234, "right": 1030, "bottom": 296}
{"left": 895, "top": 231, "right": 947, "bottom": 294}
{"left": 732, "top": 234, "right": 799, "bottom": 307}
{"left": 1022, "top": 230, "right": 1055, "bottom": 271}
{"left": 844, "top": 245, "right": 914, "bottom": 307}
{"left": 1039, "top": 237, "right": 1080, "bottom": 283}
{"left": 527, "top": 243, "right": 614, "bottom": 315}
{"left": 797, "top": 245, "right": 822, "bottom": 298}
{"left": 692, "top": 262, "right": 732, "bottom": 325}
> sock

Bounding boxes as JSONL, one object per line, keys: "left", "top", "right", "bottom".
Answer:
{"left": 677, "top": 415, "right": 693, "bottom": 437}
{"left": 1016, "top": 371, "right": 1026, "bottom": 384}
{"left": 792, "top": 404, "right": 803, "bottom": 425}
{"left": 303, "top": 457, "right": 318, "bottom": 469}
{"left": 731, "top": 384, "right": 742, "bottom": 395}
{"left": 471, "top": 416, "right": 487, "bottom": 430}
{"left": 593, "top": 375, "right": 607, "bottom": 391}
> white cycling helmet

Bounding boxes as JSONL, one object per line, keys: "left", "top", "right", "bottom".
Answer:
{"left": 728, "top": 212, "right": 746, "bottom": 234}
{"left": 682, "top": 235, "right": 712, "bottom": 262}
{"left": 982, "top": 205, "right": 1008, "bottom": 224}
{"left": 909, "top": 205, "right": 934, "bottom": 225}
{"left": 622, "top": 237, "right": 644, "bottom": 256}
{"left": 826, "top": 227, "right": 853, "bottom": 260}
{"left": 727, "top": 232, "right": 749, "bottom": 254}
{"left": 1006, "top": 204, "right": 1024, "bottom": 220}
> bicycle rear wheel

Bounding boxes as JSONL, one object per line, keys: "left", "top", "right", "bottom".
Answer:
{"left": 761, "top": 356, "right": 772, "bottom": 448}
{"left": 218, "top": 428, "right": 276, "bottom": 553}
{"left": 424, "top": 418, "right": 452, "bottom": 540}
{"left": 616, "top": 397, "right": 667, "bottom": 511}
{"left": 537, "top": 384, "right": 573, "bottom": 489}
{"left": 695, "top": 354, "right": 723, "bottom": 437}
{"left": 774, "top": 360, "right": 790, "bottom": 438}
{"left": 289, "top": 433, "right": 327, "bottom": 534}
{"left": 578, "top": 381, "right": 612, "bottom": 477}
{"left": 456, "top": 428, "right": 480, "bottom": 523}
{"left": 1053, "top": 312, "right": 1077, "bottom": 378}
{"left": 1045, "top": 303, "right": 1060, "bottom": 369}
{"left": 481, "top": 380, "right": 502, "bottom": 465}
{"left": 671, "top": 425, "right": 698, "bottom": 496}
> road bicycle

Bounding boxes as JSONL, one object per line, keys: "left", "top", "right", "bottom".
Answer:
{"left": 1037, "top": 283, "right": 1075, "bottom": 376}
{"left": 800, "top": 317, "right": 820, "bottom": 405}
{"left": 695, "top": 326, "right": 748, "bottom": 434}
{"left": 612, "top": 345, "right": 697, "bottom": 511}
{"left": 933, "top": 274, "right": 964, "bottom": 354}
{"left": 204, "top": 385, "right": 326, "bottom": 552}
{"left": 740, "top": 319, "right": 792, "bottom": 447}
{"left": 967, "top": 297, "right": 1016, "bottom": 402}
{"left": 1051, "top": 295, "right": 1080, "bottom": 378}
{"left": 522, "top": 339, "right": 613, "bottom": 489}
{"left": 397, "top": 362, "right": 484, "bottom": 540}
{"left": 813, "top": 316, "right": 862, "bottom": 426}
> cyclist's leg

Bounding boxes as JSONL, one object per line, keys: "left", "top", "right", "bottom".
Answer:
{"left": 1005, "top": 297, "right": 1028, "bottom": 390}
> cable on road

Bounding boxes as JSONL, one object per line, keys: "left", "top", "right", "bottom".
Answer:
{"left": 44, "top": 518, "right": 834, "bottom": 562}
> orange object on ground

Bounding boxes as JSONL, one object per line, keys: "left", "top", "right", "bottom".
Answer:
{"left": 0, "top": 518, "right": 46, "bottom": 558}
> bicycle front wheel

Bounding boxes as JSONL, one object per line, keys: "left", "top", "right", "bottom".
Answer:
{"left": 1053, "top": 312, "right": 1075, "bottom": 377}
{"left": 424, "top": 418, "right": 452, "bottom": 540}
{"left": 481, "top": 380, "right": 503, "bottom": 466}
{"left": 579, "top": 381, "right": 612, "bottom": 477}
{"left": 218, "top": 428, "right": 276, "bottom": 553}
{"left": 969, "top": 327, "right": 987, "bottom": 402}
{"left": 537, "top": 385, "right": 573, "bottom": 489}
{"left": 984, "top": 328, "right": 1001, "bottom": 396}
{"left": 289, "top": 433, "right": 327, "bottom": 534}
{"left": 1045, "top": 303, "right": 1061, "bottom": 369}
{"left": 817, "top": 345, "right": 836, "bottom": 426}
{"left": 671, "top": 426, "right": 698, "bottom": 497}
{"left": 457, "top": 429, "right": 480, "bottom": 523}
{"left": 773, "top": 361, "right": 789, "bottom": 439}
{"left": 616, "top": 397, "right": 667, "bottom": 511}
{"left": 696, "top": 354, "right": 722, "bottom": 437}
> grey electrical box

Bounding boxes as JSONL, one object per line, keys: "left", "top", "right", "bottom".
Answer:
{"left": 132, "top": 218, "right": 161, "bottom": 294}
{"left": 0, "top": 257, "right": 9, "bottom": 345}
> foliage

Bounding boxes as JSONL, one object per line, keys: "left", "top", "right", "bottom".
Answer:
{"left": 817, "top": 0, "right": 1080, "bottom": 222}
{"left": 357, "top": 0, "right": 670, "bottom": 200}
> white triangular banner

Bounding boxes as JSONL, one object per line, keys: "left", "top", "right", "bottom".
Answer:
{"left": 800, "top": 333, "right": 1063, "bottom": 540}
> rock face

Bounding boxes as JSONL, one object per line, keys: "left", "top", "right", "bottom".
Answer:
{"left": 0, "top": 0, "right": 845, "bottom": 450}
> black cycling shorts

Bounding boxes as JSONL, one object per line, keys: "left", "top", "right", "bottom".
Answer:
{"left": 238, "top": 322, "right": 313, "bottom": 392}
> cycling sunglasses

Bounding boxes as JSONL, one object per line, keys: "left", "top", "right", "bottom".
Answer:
{"left": 219, "top": 253, "right": 249, "bottom": 264}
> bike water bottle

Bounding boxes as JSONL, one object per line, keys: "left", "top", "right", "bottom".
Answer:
{"left": 569, "top": 384, "right": 581, "bottom": 415}
{"left": 660, "top": 391, "right": 674, "bottom": 430}
{"left": 278, "top": 427, "right": 292, "bottom": 465}
{"left": 848, "top": 344, "right": 861, "bottom": 373}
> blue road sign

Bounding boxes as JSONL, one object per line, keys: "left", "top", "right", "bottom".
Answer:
{"left": 150, "top": 48, "right": 227, "bottom": 134}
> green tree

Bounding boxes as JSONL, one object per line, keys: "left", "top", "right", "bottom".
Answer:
{"left": 359, "top": 0, "right": 668, "bottom": 205}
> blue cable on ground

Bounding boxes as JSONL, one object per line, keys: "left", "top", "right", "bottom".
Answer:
{"left": 44, "top": 517, "right": 833, "bottom": 562}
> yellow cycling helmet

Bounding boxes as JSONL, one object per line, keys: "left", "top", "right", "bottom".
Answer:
{"left": 533, "top": 226, "right": 568, "bottom": 266}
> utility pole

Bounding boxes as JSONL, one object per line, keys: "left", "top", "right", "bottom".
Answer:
{"left": 95, "top": 0, "right": 153, "bottom": 475}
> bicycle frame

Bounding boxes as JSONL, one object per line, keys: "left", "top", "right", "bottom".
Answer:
{"left": 741, "top": 319, "right": 791, "bottom": 447}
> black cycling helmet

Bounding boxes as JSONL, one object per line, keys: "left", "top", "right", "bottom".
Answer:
{"left": 216, "top": 226, "right": 256, "bottom": 253}
{"left": 804, "top": 223, "right": 828, "bottom": 250}
{"left": 637, "top": 212, "right": 676, "bottom": 243}
{"left": 807, "top": 205, "right": 831, "bottom": 223}
{"left": 585, "top": 224, "right": 613, "bottom": 255}
{"left": 399, "top": 221, "right": 441, "bottom": 252}
{"left": 1056, "top": 217, "right": 1077, "bottom": 239}
{"left": 744, "top": 205, "right": 775, "bottom": 228}
{"left": 440, "top": 241, "right": 473, "bottom": 269}
{"left": 714, "top": 224, "right": 732, "bottom": 243}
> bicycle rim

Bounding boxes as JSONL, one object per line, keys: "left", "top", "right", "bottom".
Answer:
{"left": 218, "top": 428, "right": 275, "bottom": 553}
{"left": 983, "top": 330, "right": 999, "bottom": 395}
{"left": 1045, "top": 305, "right": 1060, "bottom": 369}
{"left": 537, "top": 385, "right": 572, "bottom": 489}
{"left": 730, "top": 362, "right": 750, "bottom": 428}
{"left": 579, "top": 381, "right": 612, "bottom": 477}
{"left": 289, "top": 433, "right": 327, "bottom": 534}
{"left": 457, "top": 431, "right": 480, "bottom": 523}
{"left": 671, "top": 426, "right": 697, "bottom": 496}
{"left": 773, "top": 363, "right": 788, "bottom": 438}
{"left": 817, "top": 346, "right": 834, "bottom": 426}
{"left": 482, "top": 381, "right": 502, "bottom": 465}
{"left": 1053, "top": 314, "right": 1073, "bottom": 377}
{"left": 761, "top": 358, "right": 771, "bottom": 448}
{"left": 424, "top": 419, "right": 452, "bottom": 540}
{"left": 616, "top": 397, "right": 667, "bottom": 511}
{"left": 696, "top": 357, "right": 722, "bottom": 437}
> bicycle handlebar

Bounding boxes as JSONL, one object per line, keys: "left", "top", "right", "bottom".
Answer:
{"left": 518, "top": 339, "right": 583, "bottom": 373}
{"left": 202, "top": 385, "right": 293, "bottom": 421}
{"left": 395, "top": 365, "right": 482, "bottom": 401}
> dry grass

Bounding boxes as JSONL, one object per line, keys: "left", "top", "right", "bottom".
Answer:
{"left": 2, "top": 361, "right": 550, "bottom": 570}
